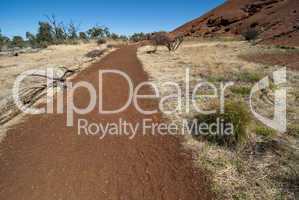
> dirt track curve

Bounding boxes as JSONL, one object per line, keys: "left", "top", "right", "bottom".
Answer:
{"left": 0, "top": 45, "right": 213, "bottom": 200}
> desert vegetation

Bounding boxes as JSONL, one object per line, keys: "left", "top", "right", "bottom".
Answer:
{"left": 0, "top": 14, "right": 128, "bottom": 52}
{"left": 1, "top": 0, "right": 298, "bottom": 199}
{"left": 138, "top": 39, "right": 299, "bottom": 199}
{"left": 193, "top": 101, "right": 251, "bottom": 147}
{"left": 149, "top": 32, "right": 184, "bottom": 52}
{"left": 129, "top": 32, "right": 150, "bottom": 42}
{"left": 0, "top": 15, "right": 186, "bottom": 56}
{"left": 241, "top": 28, "right": 259, "bottom": 42}
{"left": 0, "top": 14, "right": 132, "bottom": 128}
{"left": 0, "top": 41, "right": 116, "bottom": 126}
{"left": 128, "top": 32, "right": 184, "bottom": 52}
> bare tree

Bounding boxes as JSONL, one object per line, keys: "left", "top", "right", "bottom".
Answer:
{"left": 150, "top": 32, "right": 184, "bottom": 52}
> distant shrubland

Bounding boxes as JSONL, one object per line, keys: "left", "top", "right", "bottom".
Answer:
{"left": 0, "top": 15, "right": 178, "bottom": 52}
{"left": 0, "top": 14, "right": 130, "bottom": 51}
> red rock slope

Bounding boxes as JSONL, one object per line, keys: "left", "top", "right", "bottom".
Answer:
{"left": 173, "top": 0, "right": 299, "bottom": 46}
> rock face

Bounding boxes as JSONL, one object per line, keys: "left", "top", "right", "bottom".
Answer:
{"left": 172, "top": 0, "right": 299, "bottom": 46}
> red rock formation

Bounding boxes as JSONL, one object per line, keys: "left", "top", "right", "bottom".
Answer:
{"left": 173, "top": 0, "right": 299, "bottom": 46}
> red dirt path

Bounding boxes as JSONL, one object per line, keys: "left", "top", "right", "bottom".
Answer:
{"left": 0, "top": 45, "right": 213, "bottom": 200}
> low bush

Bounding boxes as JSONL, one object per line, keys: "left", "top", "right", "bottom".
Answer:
{"left": 130, "top": 32, "right": 148, "bottom": 42}
{"left": 255, "top": 126, "right": 276, "bottom": 138}
{"left": 11, "top": 36, "right": 25, "bottom": 48}
{"left": 236, "top": 71, "right": 262, "bottom": 83}
{"left": 79, "top": 32, "right": 89, "bottom": 41}
{"left": 230, "top": 86, "right": 251, "bottom": 96}
{"left": 37, "top": 41, "right": 49, "bottom": 48}
{"left": 207, "top": 75, "right": 226, "bottom": 82}
{"left": 65, "top": 39, "right": 79, "bottom": 45}
{"left": 241, "top": 28, "right": 259, "bottom": 41}
{"left": 96, "top": 38, "right": 106, "bottom": 45}
{"left": 192, "top": 101, "right": 251, "bottom": 147}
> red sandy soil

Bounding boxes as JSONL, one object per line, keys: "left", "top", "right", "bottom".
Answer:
{"left": 0, "top": 46, "right": 214, "bottom": 200}
{"left": 240, "top": 51, "right": 299, "bottom": 70}
{"left": 173, "top": 0, "right": 299, "bottom": 47}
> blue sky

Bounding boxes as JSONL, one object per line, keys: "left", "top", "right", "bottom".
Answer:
{"left": 0, "top": 0, "right": 225, "bottom": 38}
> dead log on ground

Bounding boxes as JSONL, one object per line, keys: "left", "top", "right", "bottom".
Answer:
{"left": 0, "top": 67, "right": 77, "bottom": 125}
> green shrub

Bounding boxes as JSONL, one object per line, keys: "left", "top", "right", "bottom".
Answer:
{"left": 118, "top": 35, "right": 128, "bottom": 41}
{"left": 241, "top": 28, "right": 259, "bottom": 41}
{"left": 79, "top": 32, "right": 89, "bottom": 41}
{"left": 255, "top": 126, "right": 276, "bottom": 138}
{"left": 53, "top": 27, "right": 67, "bottom": 44}
{"left": 36, "top": 22, "right": 54, "bottom": 45}
{"left": 193, "top": 101, "right": 251, "bottom": 147}
{"left": 0, "top": 37, "right": 10, "bottom": 50}
{"left": 37, "top": 41, "right": 49, "bottom": 48}
{"left": 0, "top": 29, "right": 11, "bottom": 50}
{"left": 130, "top": 32, "right": 148, "bottom": 42}
{"left": 11, "top": 36, "right": 25, "bottom": 48}
{"left": 87, "top": 26, "right": 106, "bottom": 39}
{"left": 237, "top": 71, "right": 262, "bottom": 83}
{"left": 26, "top": 32, "right": 39, "bottom": 48}
{"left": 67, "top": 21, "right": 78, "bottom": 40}
{"left": 231, "top": 86, "right": 251, "bottom": 96}
{"left": 110, "top": 33, "right": 119, "bottom": 40}
{"left": 207, "top": 75, "right": 226, "bottom": 82}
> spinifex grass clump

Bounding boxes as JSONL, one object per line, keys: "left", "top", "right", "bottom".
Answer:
{"left": 255, "top": 126, "right": 276, "bottom": 138}
{"left": 192, "top": 101, "right": 251, "bottom": 147}
{"left": 236, "top": 71, "right": 262, "bottom": 83}
{"left": 230, "top": 86, "right": 251, "bottom": 96}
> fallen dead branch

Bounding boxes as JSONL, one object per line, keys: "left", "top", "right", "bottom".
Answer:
{"left": 0, "top": 66, "right": 77, "bottom": 125}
